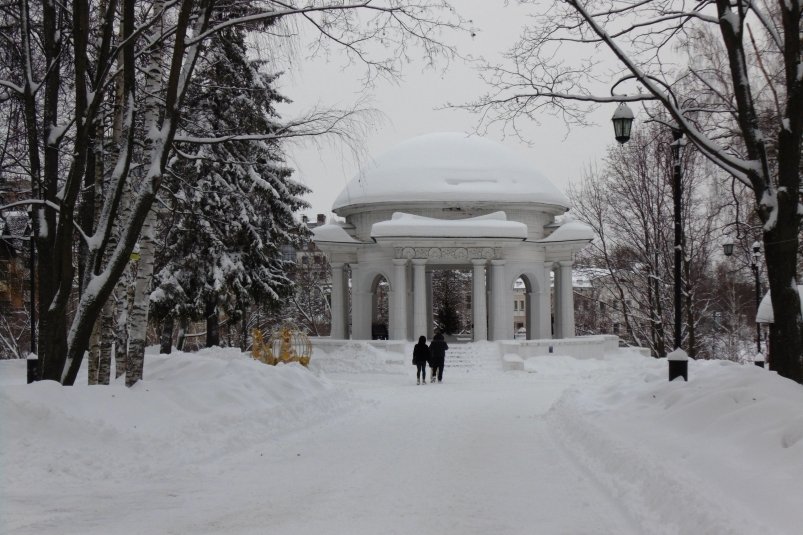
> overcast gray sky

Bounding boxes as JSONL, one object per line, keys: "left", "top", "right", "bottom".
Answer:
{"left": 276, "top": 0, "right": 615, "bottom": 220}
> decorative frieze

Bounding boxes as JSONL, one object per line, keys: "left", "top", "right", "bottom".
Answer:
{"left": 395, "top": 246, "right": 501, "bottom": 260}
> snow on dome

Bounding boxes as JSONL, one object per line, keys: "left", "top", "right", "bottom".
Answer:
{"left": 311, "top": 223, "right": 361, "bottom": 244}
{"left": 333, "top": 132, "right": 570, "bottom": 211}
{"left": 541, "top": 220, "right": 595, "bottom": 242}
{"left": 371, "top": 211, "right": 527, "bottom": 239}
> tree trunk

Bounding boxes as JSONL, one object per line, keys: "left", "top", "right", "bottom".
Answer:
{"left": 176, "top": 317, "right": 188, "bottom": 351}
{"left": 160, "top": 316, "right": 174, "bottom": 354}
{"left": 99, "top": 297, "right": 115, "bottom": 381}
{"left": 764, "top": 222, "right": 803, "bottom": 381}
{"left": 125, "top": 210, "right": 157, "bottom": 387}
{"left": 240, "top": 308, "right": 248, "bottom": 351}
{"left": 206, "top": 298, "right": 219, "bottom": 347}
{"left": 124, "top": 0, "right": 166, "bottom": 387}
{"left": 114, "top": 277, "right": 133, "bottom": 379}
{"left": 87, "top": 320, "right": 100, "bottom": 385}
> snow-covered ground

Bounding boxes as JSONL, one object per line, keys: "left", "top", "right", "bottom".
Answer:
{"left": 2, "top": 343, "right": 802, "bottom": 534}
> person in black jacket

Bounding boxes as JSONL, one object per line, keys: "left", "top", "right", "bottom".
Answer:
{"left": 412, "top": 335, "right": 431, "bottom": 385}
{"left": 428, "top": 332, "right": 449, "bottom": 383}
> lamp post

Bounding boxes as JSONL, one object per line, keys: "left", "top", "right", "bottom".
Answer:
{"left": 750, "top": 242, "right": 762, "bottom": 355}
{"left": 27, "top": 209, "right": 36, "bottom": 355}
{"left": 669, "top": 128, "right": 686, "bottom": 351}
{"left": 723, "top": 237, "right": 763, "bottom": 361}
{"left": 613, "top": 103, "right": 688, "bottom": 379}
{"left": 26, "top": 208, "right": 38, "bottom": 384}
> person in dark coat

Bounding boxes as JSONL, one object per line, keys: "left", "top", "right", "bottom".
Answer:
{"left": 428, "top": 332, "right": 449, "bottom": 383}
{"left": 412, "top": 335, "right": 431, "bottom": 385}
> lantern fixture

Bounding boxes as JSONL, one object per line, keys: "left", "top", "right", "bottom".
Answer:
{"left": 723, "top": 237, "right": 734, "bottom": 257}
{"left": 611, "top": 102, "right": 634, "bottom": 144}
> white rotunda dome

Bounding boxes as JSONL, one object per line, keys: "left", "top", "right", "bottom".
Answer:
{"left": 332, "top": 132, "right": 570, "bottom": 212}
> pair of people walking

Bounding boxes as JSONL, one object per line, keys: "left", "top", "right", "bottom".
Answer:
{"left": 412, "top": 332, "right": 449, "bottom": 385}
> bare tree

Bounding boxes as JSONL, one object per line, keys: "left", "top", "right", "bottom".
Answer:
{"left": 462, "top": 0, "right": 802, "bottom": 382}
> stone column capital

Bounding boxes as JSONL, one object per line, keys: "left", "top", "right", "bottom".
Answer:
{"left": 491, "top": 259, "right": 506, "bottom": 267}
{"left": 558, "top": 260, "right": 574, "bottom": 268}
{"left": 471, "top": 258, "right": 488, "bottom": 267}
{"left": 392, "top": 258, "right": 408, "bottom": 266}
{"left": 411, "top": 258, "right": 428, "bottom": 266}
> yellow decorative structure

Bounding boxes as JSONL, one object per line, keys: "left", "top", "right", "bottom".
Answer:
{"left": 251, "top": 329, "right": 277, "bottom": 365}
{"left": 251, "top": 325, "right": 312, "bottom": 367}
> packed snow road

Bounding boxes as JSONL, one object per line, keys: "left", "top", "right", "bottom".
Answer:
{"left": 183, "top": 372, "right": 638, "bottom": 535}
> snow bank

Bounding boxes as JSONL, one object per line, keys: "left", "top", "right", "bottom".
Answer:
{"left": 544, "top": 350, "right": 803, "bottom": 534}
{"left": 0, "top": 349, "right": 348, "bottom": 486}
{"left": 3, "top": 345, "right": 802, "bottom": 534}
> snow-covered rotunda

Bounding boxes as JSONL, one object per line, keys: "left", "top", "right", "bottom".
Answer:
{"left": 312, "top": 132, "right": 593, "bottom": 341}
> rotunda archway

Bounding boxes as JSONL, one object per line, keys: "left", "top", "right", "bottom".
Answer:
{"left": 312, "top": 132, "right": 594, "bottom": 342}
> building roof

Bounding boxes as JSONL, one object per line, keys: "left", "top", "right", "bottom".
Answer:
{"left": 332, "top": 132, "right": 570, "bottom": 211}
{"left": 371, "top": 211, "right": 527, "bottom": 240}
{"left": 540, "top": 220, "right": 595, "bottom": 243}
{"left": 311, "top": 223, "right": 361, "bottom": 244}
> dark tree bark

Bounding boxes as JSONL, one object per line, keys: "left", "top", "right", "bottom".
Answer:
{"left": 160, "top": 316, "right": 174, "bottom": 354}
{"left": 206, "top": 298, "right": 219, "bottom": 347}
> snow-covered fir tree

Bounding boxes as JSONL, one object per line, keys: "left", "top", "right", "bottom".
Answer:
{"left": 152, "top": 23, "right": 309, "bottom": 350}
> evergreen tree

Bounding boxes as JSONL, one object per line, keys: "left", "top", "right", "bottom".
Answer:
{"left": 432, "top": 270, "right": 469, "bottom": 335}
{"left": 152, "top": 24, "right": 309, "bottom": 349}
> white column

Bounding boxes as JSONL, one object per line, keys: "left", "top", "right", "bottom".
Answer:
{"left": 412, "top": 259, "right": 428, "bottom": 339}
{"left": 330, "top": 262, "right": 346, "bottom": 339}
{"left": 350, "top": 264, "right": 370, "bottom": 340}
{"left": 426, "top": 270, "right": 434, "bottom": 339}
{"left": 553, "top": 265, "right": 562, "bottom": 338}
{"left": 559, "top": 260, "right": 575, "bottom": 338}
{"left": 391, "top": 259, "right": 408, "bottom": 341}
{"left": 490, "top": 260, "right": 509, "bottom": 340}
{"left": 472, "top": 259, "right": 487, "bottom": 341}
{"left": 539, "top": 263, "right": 552, "bottom": 339}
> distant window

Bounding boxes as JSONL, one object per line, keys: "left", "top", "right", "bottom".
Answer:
{"left": 613, "top": 323, "right": 620, "bottom": 334}
{"left": 600, "top": 301, "right": 606, "bottom": 311}
{"left": 520, "top": 300, "right": 525, "bottom": 310}
{"left": 514, "top": 301, "right": 518, "bottom": 311}
{"left": 301, "top": 256, "right": 309, "bottom": 266}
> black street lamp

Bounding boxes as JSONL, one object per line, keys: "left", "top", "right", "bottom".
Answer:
{"left": 611, "top": 102, "right": 634, "bottom": 144}
{"left": 27, "top": 209, "right": 36, "bottom": 355}
{"left": 669, "top": 128, "right": 686, "bottom": 352}
{"left": 722, "top": 236, "right": 734, "bottom": 257}
{"left": 750, "top": 241, "right": 763, "bottom": 355}
{"left": 723, "top": 237, "right": 764, "bottom": 359}
{"left": 613, "top": 103, "right": 687, "bottom": 380}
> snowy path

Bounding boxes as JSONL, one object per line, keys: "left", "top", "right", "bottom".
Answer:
{"left": 3, "top": 345, "right": 801, "bottom": 534}
{"left": 174, "top": 373, "right": 638, "bottom": 535}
